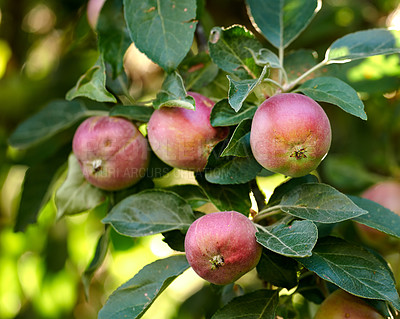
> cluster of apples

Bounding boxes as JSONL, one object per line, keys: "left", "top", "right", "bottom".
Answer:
{"left": 83, "top": 1, "right": 400, "bottom": 316}
{"left": 73, "top": 92, "right": 332, "bottom": 191}
{"left": 72, "top": 91, "right": 332, "bottom": 285}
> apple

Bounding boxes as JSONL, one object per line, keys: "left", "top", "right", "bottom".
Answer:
{"left": 250, "top": 93, "right": 331, "bottom": 177}
{"left": 147, "top": 92, "right": 229, "bottom": 171}
{"left": 72, "top": 116, "right": 149, "bottom": 191}
{"left": 184, "top": 211, "right": 262, "bottom": 285}
{"left": 314, "top": 289, "right": 383, "bottom": 319}
{"left": 87, "top": 0, "right": 106, "bottom": 30}
{"left": 356, "top": 181, "right": 400, "bottom": 244}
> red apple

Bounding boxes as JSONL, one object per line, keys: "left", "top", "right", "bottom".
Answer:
{"left": 314, "top": 289, "right": 384, "bottom": 319}
{"left": 72, "top": 116, "right": 149, "bottom": 191}
{"left": 87, "top": 0, "right": 106, "bottom": 30}
{"left": 147, "top": 92, "right": 229, "bottom": 171}
{"left": 250, "top": 93, "right": 331, "bottom": 177}
{"left": 184, "top": 211, "right": 262, "bottom": 285}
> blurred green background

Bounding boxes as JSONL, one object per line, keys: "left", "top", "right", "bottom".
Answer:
{"left": 1, "top": 0, "right": 400, "bottom": 318}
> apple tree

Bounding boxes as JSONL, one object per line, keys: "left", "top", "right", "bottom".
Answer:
{"left": 7, "top": 0, "right": 400, "bottom": 318}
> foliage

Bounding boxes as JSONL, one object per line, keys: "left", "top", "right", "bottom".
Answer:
{"left": 2, "top": 0, "right": 400, "bottom": 318}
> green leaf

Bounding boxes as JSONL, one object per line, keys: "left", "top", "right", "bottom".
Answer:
{"left": 8, "top": 100, "right": 105, "bottom": 149}
{"left": 146, "top": 152, "right": 174, "bottom": 179}
{"left": 14, "top": 151, "right": 67, "bottom": 232}
{"left": 221, "top": 119, "right": 252, "bottom": 157}
{"left": 210, "top": 99, "right": 257, "bottom": 127}
{"left": 66, "top": 56, "right": 117, "bottom": 103}
{"left": 296, "top": 236, "right": 400, "bottom": 311}
{"left": 98, "top": 255, "right": 189, "bottom": 319}
{"left": 284, "top": 49, "right": 319, "bottom": 82}
{"left": 124, "top": 0, "right": 197, "bottom": 72}
{"left": 205, "top": 156, "right": 262, "bottom": 185}
{"left": 296, "top": 272, "right": 325, "bottom": 304}
{"left": 164, "top": 184, "right": 209, "bottom": 210}
{"left": 256, "top": 249, "right": 299, "bottom": 289}
{"left": 249, "top": 48, "right": 281, "bottom": 68}
{"left": 113, "top": 178, "right": 155, "bottom": 206}
{"left": 211, "top": 289, "right": 279, "bottom": 319}
{"left": 246, "top": 0, "right": 318, "bottom": 49}
{"left": 350, "top": 195, "right": 400, "bottom": 239}
{"left": 279, "top": 183, "right": 367, "bottom": 223}
{"left": 102, "top": 189, "right": 196, "bottom": 237}
{"left": 180, "top": 52, "right": 219, "bottom": 90}
{"left": 162, "top": 230, "right": 186, "bottom": 252}
{"left": 326, "top": 29, "right": 400, "bottom": 63}
{"left": 109, "top": 105, "right": 154, "bottom": 122}
{"left": 97, "top": 0, "right": 131, "bottom": 77}
{"left": 256, "top": 220, "right": 318, "bottom": 257}
{"left": 322, "top": 155, "right": 383, "bottom": 193}
{"left": 266, "top": 175, "right": 319, "bottom": 208}
{"left": 82, "top": 225, "right": 110, "bottom": 300}
{"left": 227, "top": 66, "right": 267, "bottom": 111}
{"left": 295, "top": 76, "right": 367, "bottom": 120}
{"left": 153, "top": 71, "right": 195, "bottom": 110}
{"left": 195, "top": 173, "right": 252, "bottom": 215}
{"left": 55, "top": 154, "right": 106, "bottom": 219}
{"left": 208, "top": 25, "right": 263, "bottom": 79}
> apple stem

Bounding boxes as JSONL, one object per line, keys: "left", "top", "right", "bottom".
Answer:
{"left": 253, "top": 206, "right": 283, "bottom": 223}
{"left": 116, "top": 75, "right": 136, "bottom": 105}
{"left": 278, "top": 46, "right": 284, "bottom": 85}
{"left": 263, "top": 78, "right": 284, "bottom": 91}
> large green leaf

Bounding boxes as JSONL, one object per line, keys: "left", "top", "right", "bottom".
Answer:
{"left": 102, "top": 189, "right": 196, "bottom": 237}
{"left": 162, "top": 229, "right": 187, "bottom": 252}
{"left": 145, "top": 152, "right": 173, "bottom": 179}
{"left": 227, "top": 66, "right": 268, "bottom": 112}
{"left": 256, "top": 249, "right": 299, "bottom": 289}
{"left": 326, "top": 29, "right": 400, "bottom": 63}
{"left": 350, "top": 195, "right": 400, "bottom": 239}
{"left": 295, "top": 77, "right": 367, "bottom": 120}
{"left": 82, "top": 225, "right": 110, "bottom": 299}
{"left": 256, "top": 220, "right": 318, "bottom": 257}
{"left": 109, "top": 105, "right": 154, "bottom": 122}
{"left": 221, "top": 132, "right": 251, "bottom": 158}
{"left": 279, "top": 183, "right": 367, "bottom": 223}
{"left": 221, "top": 119, "right": 252, "bottom": 157}
{"left": 55, "top": 154, "right": 106, "bottom": 219}
{"left": 66, "top": 56, "right": 117, "bottom": 103}
{"left": 249, "top": 48, "right": 281, "bottom": 68}
{"left": 153, "top": 71, "right": 195, "bottom": 110}
{"left": 208, "top": 25, "right": 263, "bottom": 79}
{"left": 205, "top": 156, "right": 262, "bottom": 185}
{"left": 321, "top": 155, "right": 383, "bottom": 193}
{"left": 246, "top": 0, "right": 318, "bottom": 49}
{"left": 296, "top": 236, "right": 400, "bottom": 311}
{"left": 195, "top": 173, "right": 252, "bottom": 215}
{"left": 98, "top": 255, "right": 189, "bottom": 319}
{"left": 97, "top": 0, "right": 131, "bottom": 77}
{"left": 8, "top": 99, "right": 106, "bottom": 149}
{"left": 124, "top": 0, "right": 197, "bottom": 72}
{"left": 211, "top": 289, "right": 279, "bottom": 319}
{"left": 284, "top": 49, "right": 319, "bottom": 82}
{"left": 164, "top": 184, "right": 209, "bottom": 210}
{"left": 210, "top": 99, "right": 257, "bottom": 127}
{"left": 180, "top": 52, "right": 219, "bottom": 90}
{"left": 266, "top": 175, "right": 319, "bottom": 208}
{"left": 14, "top": 150, "right": 67, "bottom": 232}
